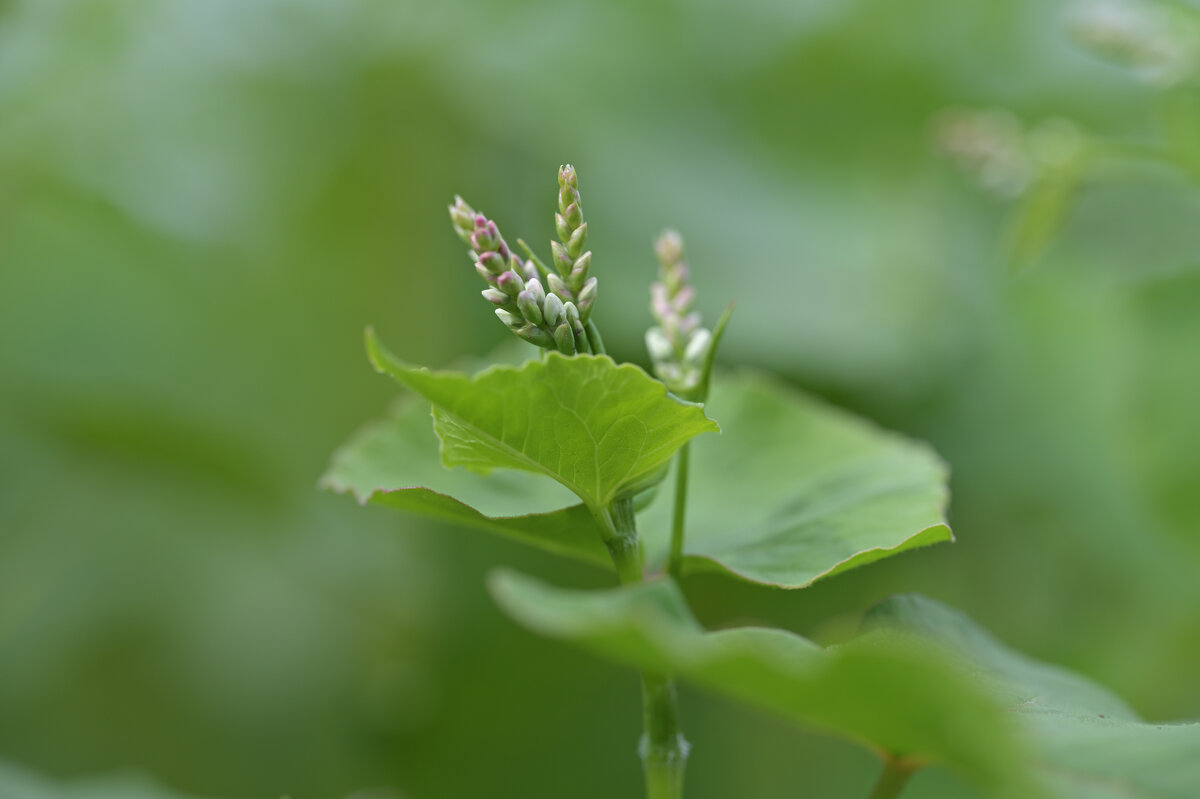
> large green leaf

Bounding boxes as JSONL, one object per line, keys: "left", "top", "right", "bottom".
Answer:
{"left": 321, "top": 390, "right": 611, "bottom": 567}
{"left": 639, "top": 370, "right": 953, "bottom": 587}
{"left": 364, "top": 329, "right": 718, "bottom": 511}
{"left": 489, "top": 569, "right": 1035, "bottom": 799}
{"left": 866, "top": 596, "right": 1200, "bottom": 799}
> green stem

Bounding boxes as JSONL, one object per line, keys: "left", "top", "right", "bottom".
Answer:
{"left": 865, "top": 757, "right": 915, "bottom": 799}
{"left": 594, "top": 496, "right": 689, "bottom": 798}
{"left": 640, "top": 673, "right": 688, "bottom": 799}
{"left": 585, "top": 319, "right": 606, "bottom": 355}
{"left": 666, "top": 442, "right": 690, "bottom": 580}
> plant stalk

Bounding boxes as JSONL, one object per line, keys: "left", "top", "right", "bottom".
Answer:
{"left": 865, "top": 757, "right": 915, "bottom": 799}
{"left": 585, "top": 319, "right": 606, "bottom": 355}
{"left": 596, "top": 496, "right": 689, "bottom": 798}
{"left": 666, "top": 442, "right": 690, "bottom": 580}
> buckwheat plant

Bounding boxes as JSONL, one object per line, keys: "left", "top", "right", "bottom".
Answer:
{"left": 324, "top": 163, "right": 1200, "bottom": 799}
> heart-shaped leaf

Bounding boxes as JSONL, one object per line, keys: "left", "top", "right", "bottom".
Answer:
{"left": 639, "top": 370, "right": 952, "bottom": 587}
{"left": 866, "top": 595, "right": 1200, "bottom": 799}
{"left": 364, "top": 329, "right": 718, "bottom": 512}
{"left": 321, "top": 392, "right": 610, "bottom": 567}
{"left": 489, "top": 569, "right": 1035, "bottom": 799}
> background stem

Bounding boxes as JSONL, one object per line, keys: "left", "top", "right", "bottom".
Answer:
{"left": 865, "top": 757, "right": 915, "bottom": 799}
{"left": 666, "top": 442, "right": 690, "bottom": 580}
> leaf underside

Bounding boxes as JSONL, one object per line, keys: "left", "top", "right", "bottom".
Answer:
{"left": 866, "top": 596, "right": 1200, "bottom": 799}
{"left": 489, "top": 570, "right": 1031, "bottom": 798}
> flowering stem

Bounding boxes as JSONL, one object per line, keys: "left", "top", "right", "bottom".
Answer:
{"left": 594, "top": 496, "right": 688, "bottom": 798}
{"left": 666, "top": 442, "right": 690, "bottom": 581}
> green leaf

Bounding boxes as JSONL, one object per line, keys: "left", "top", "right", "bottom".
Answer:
{"left": 321, "top": 393, "right": 611, "bottom": 567}
{"left": 639, "top": 370, "right": 952, "bottom": 587}
{"left": 363, "top": 328, "right": 718, "bottom": 511}
{"left": 489, "top": 570, "right": 1034, "bottom": 799}
{"left": 866, "top": 596, "right": 1200, "bottom": 799}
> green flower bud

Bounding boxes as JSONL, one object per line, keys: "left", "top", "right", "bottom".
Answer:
{"left": 543, "top": 292, "right": 565, "bottom": 328}
{"left": 567, "top": 222, "right": 587, "bottom": 259}
{"left": 524, "top": 277, "right": 547, "bottom": 306}
{"left": 563, "top": 300, "right": 580, "bottom": 325}
{"left": 517, "top": 290, "right": 544, "bottom": 326}
{"left": 575, "top": 277, "right": 597, "bottom": 318}
{"left": 546, "top": 273, "right": 572, "bottom": 301}
{"left": 482, "top": 287, "right": 508, "bottom": 305}
{"left": 449, "top": 196, "right": 477, "bottom": 245}
{"left": 571, "top": 318, "right": 587, "bottom": 353}
{"left": 515, "top": 324, "right": 556, "bottom": 349}
{"left": 558, "top": 164, "right": 578, "bottom": 189}
{"left": 569, "top": 251, "right": 591, "bottom": 285}
{"left": 553, "top": 323, "right": 575, "bottom": 354}
{"left": 495, "top": 308, "right": 522, "bottom": 328}
{"left": 551, "top": 240, "right": 572, "bottom": 276}
{"left": 555, "top": 213, "right": 572, "bottom": 243}
{"left": 563, "top": 202, "right": 583, "bottom": 229}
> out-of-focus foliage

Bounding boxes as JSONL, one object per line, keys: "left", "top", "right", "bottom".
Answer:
{"left": 2, "top": 0, "right": 1200, "bottom": 798}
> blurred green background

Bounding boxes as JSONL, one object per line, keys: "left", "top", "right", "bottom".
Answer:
{"left": 3, "top": 0, "right": 1200, "bottom": 797}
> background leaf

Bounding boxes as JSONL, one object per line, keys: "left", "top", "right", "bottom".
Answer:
{"left": 489, "top": 569, "right": 1034, "bottom": 799}
{"left": 639, "top": 371, "right": 953, "bottom": 587}
{"left": 364, "top": 329, "right": 719, "bottom": 511}
{"left": 866, "top": 595, "right": 1200, "bottom": 799}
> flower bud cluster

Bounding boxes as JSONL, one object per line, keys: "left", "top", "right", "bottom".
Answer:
{"left": 448, "top": 195, "right": 586, "bottom": 354}
{"left": 645, "top": 230, "right": 712, "bottom": 394}
{"left": 933, "top": 109, "right": 1083, "bottom": 198}
{"left": 548, "top": 165, "right": 598, "bottom": 320}
{"left": 1067, "top": 0, "right": 1199, "bottom": 87}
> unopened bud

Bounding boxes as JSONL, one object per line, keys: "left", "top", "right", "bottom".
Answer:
{"left": 646, "top": 328, "right": 673, "bottom": 362}
{"left": 654, "top": 230, "right": 684, "bottom": 266}
{"left": 449, "top": 196, "right": 477, "bottom": 244}
{"left": 471, "top": 219, "right": 498, "bottom": 252}
{"left": 495, "top": 308, "right": 522, "bottom": 328}
{"left": 555, "top": 213, "right": 572, "bottom": 243}
{"left": 546, "top": 273, "right": 572, "bottom": 301}
{"left": 558, "top": 164, "right": 578, "bottom": 189}
{"left": 563, "top": 300, "right": 580, "bottom": 325}
{"left": 567, "top": 222, "right": 588, "bottom": 258}
{"left": 517, "top": 290, "right": 544, "bottom": 326}
{"left": 576, "top": 278, "right": 597, "bottom": 317}
{"left": 683, "top": 328, "right": 712, "bottom": 365}
{"left": 569, "top": 251, "right": 591, "bottom": 284}
{"left": 571, "top": 318, "right": 588, "bottom": 354}
{"left": 477, "top": 251, "right": 506, "bottom": 276}
{"left": 551, "top": 241, "right": 572, "bottom": 275}
{"left": 515, "top": 324, "right": 556, "bottom": 349}
{"left": 524, "top": 277, "right": 546, "bottom": 306}
{"left": 553, "top": 323, "right": 575, "bottom": 354}
{"left": 497, "top": 270, "right": 525, "bottom": 298}
{"left": 543, "top": 292, "right": 565, "bottom": 328}
{"left": 481, "top": 287, "right": 508, "bottom": 306}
